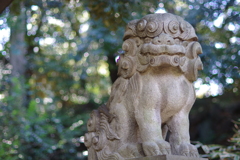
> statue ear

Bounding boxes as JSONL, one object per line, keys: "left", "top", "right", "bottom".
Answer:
{"left": 186, "top": 42, "right": 203, "bottom": 59}
{"left": 184, "top": 57, "right": 203, "bottom": 82}
{"left": 117, "top": 55, "right": 137, "bottom": 79}
{"left": 123, "top": 19, "right": 139, "bottom": 40}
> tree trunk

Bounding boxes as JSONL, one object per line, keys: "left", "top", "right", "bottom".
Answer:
{"left": 9, "top": 2, "right": 27, "bottom": 108}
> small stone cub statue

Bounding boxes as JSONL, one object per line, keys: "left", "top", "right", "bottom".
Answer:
{"left": 84, "top": 13, "right": 203, "bottom": 160}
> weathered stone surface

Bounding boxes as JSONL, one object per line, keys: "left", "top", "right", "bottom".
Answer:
{"left": 127, "top": 155, "right": 207, "bottom": 160}
{"left": 84, "top": 13, "right": 203, "bottom": 160}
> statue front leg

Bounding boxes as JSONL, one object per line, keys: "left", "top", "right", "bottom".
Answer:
{"left": 136, "top": 85, "right": 171, "bottom": 156}
{"left": 168, "top": 110, "right": 199, "bottom": 157}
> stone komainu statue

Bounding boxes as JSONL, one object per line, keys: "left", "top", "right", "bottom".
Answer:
{"left": 84, "top": 13, "right": 203, "bottom": 160}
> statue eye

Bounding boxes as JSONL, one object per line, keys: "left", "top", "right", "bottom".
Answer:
{"left": 167, "top": 40, "right": 172, "bottom": 45}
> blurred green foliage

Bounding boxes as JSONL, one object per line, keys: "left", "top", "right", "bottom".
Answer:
{"left": 194, "top": 119, "right": 240, "bottom": 159}
{"left": 0, "top": 0, "right": 239, "bottom": 159}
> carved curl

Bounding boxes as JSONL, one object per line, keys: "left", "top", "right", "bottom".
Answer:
{"left": 84, "top": 132, "right": 95, "bottom": 148}
{"left": 124, "top": 13, "right": 198, "bottom": 41}
{"left": 136, "top": 17, "right": 163, "bottom": 38}
{"left": 87, "top": 110, "right": 100, "bottom": 132}
{"left": 117, "top": 55, "right": 137, "bottom": 79}
{"left": 164, "top": 20, "right": 181, "bottom": 37}
{"left": 122, "top": 38, "right": 141, "bottom": 56}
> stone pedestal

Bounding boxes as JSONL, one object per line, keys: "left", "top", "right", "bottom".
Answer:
{"left": 127, "top": 155, "right": 208, "bottom": 160}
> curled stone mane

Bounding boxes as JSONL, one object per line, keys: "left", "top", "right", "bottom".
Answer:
{"left": 124, "top": 13, "right": 197, "bottom": 41}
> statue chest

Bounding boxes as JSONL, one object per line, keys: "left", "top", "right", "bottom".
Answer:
{"left": 140, "top": 72, "right": 194, "bottom": 122}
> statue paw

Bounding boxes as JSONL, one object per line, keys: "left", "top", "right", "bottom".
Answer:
{"left": 178, "top": 143, "right": 199, "bottom": 157}
{"left": 156, "top": 140, "right": 171, "bottom": 155}
{"left": 142, "top": 140, "right": 171, "bottom": 156}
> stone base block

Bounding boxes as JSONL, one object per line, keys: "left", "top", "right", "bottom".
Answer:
{"left": 127, "top": 155, "right": 208, "bottom": 160}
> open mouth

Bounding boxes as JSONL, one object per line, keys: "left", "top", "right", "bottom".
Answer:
{"left": 141, "top": 43, "right": 186, "bottom": 57}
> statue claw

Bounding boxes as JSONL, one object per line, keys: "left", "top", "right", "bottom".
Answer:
{"left": 142, "top": 140, "right": 171, "bottom": 156}
{"left": 177, "top": 143, "right": 199, "bottom": 157}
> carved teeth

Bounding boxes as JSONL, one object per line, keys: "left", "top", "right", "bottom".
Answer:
{"left": 141, "top": 43, "right": 185, "bottom": 56}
